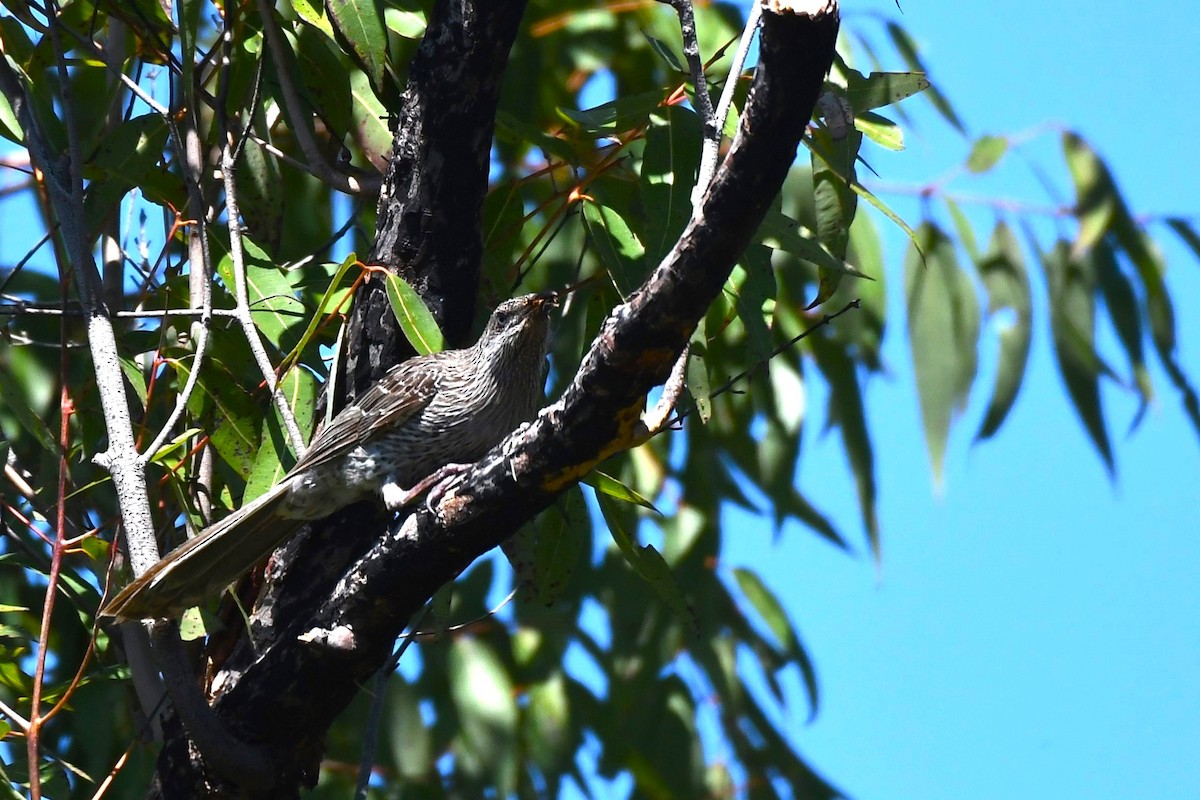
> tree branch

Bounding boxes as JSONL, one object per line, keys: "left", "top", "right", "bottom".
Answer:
{"left": 172, "top": 3, "right": 837, "bottom": 796}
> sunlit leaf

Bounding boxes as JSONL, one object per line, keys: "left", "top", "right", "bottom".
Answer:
{"left": 581, "top": 199, "right": 648, "bottom": 299}
{"left": 1063, "top": 131, "right": 1118, "bottom": 258}
{"left": 854, "top": 110, "right": 904, "bottom": 150}
{"left": 327, "top": 0, "right": 389, "bottom": 94}
{"left": 384, "top": 272, "right": 445, "bottom": 355}
{"left": 842, "top": 69, "right": 930, "bottom": 113}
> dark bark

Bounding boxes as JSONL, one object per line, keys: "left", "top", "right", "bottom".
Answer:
{"left": 153, "top": 0, "right": 529, "bottom": 795}
{"left": 154, "top": 0, "right": 839, "bottom": 795}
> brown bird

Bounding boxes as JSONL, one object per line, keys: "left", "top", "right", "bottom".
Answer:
{"left": 103, "top": 292, "right": 559, "bottom": 620}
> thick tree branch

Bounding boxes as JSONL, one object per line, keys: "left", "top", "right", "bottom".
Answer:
{"left": 152, "top": 0, "right": 532, "bottom": 794}
{"left": 344, "top": 0, "right": 530, "bottom": 398}
{"left": 162, "top": 3, "right": 837, "bottom": 796}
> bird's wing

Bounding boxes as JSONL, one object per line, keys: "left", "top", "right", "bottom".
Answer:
{"left": 290, "top": 361, "right": 440, "bottom": 474}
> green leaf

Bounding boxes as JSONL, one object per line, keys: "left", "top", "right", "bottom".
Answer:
{"left": 1063, "top": 131, "right": 1117, "bottom": 257}
{"left": 178, "top": 353, "right": 262, "bottom": 479}
{"left": 449, "top": 637, "right": 518, "bottom": 791}
{"left": 842, "top": 69, "right": 931, "bottom": 113}
{"left": 326, "top": 0, "right": 389, "bottom": 94}
{"left": 1093, "top": 242, "right": 1152, "bottom": 428}
{"left": 735, "top": 246, "right": 775, "bottom": 364}
{"left": 214, "top": 236, "right": 306, "bottom": 350}
{"left": 280, "top": 253, "right": 359, "bottom": 371}
{"left": 808, "top": 334, "right": 878, "bottom": 555}
{"left": 383, "top": 273, "right": 445, "bottom": 355}
{"left": 525, "top": 672, "right": 572, "bottom": 772}
{"left": 581, "top": 199, "right": 647, "bottom": 299}
{"left": 503, "top": 485, "right": 587, "bottom": 606}
{"left": 974, "top": 221, "right": 1032, "bottom": 441}
{"left": 244, "top": 367, "right": 315, "bottom": 502}
{"left": 348, "top": 67, "right": 393, "bottom": 165}
{"left": 641, "top": 106, "right": 701, "bottom": 266}
{"left": 386, "top": 675, "right": 433, "bottom": 779}
{"left": 850, "top": 179, "right": 921, "bottom": 252}
{"left": 643, "top": 33, "right": 685, "bottom": 73}
{"left": 1042, "top": 240, "right": 1114, "bottom": 473}
{"left": 885, "top": 22, "right": 965, "bottom": 133}
{"left": 854, "top": 110, "right": 904, "bottom": 151}
{"left": 384, "top": 6, "right": 426, "bottom": 39}
{"left": 905, "top": 222, "right": 981, "bottom": 486}
{"left": 582, "top": 470, "right": 661, "bottom": 514}
{"left": 966, "top": 134, "right": 1008, "bottom": 173}
{"left": 944, "top": 196, "right": 980, "bottom": 262}
{"left": 595, "top": 492, "right": 697, "bottom": 632}
{"left": 810, "top": 123, "right": 862, "bottom": 299}
{"left": 0, "top": 364, "right": 57, "bottom": 455}
{"left": 756, "top": 208, "right": 872, "bottom": 286}
{"left": 1166, "top": 217, "right": 1200, "bottom": 262}
{"left": 291, "top": 0, "right": 335, "bottom": 37}
{"left": 558, "top": 90, "right": 666, "bottom": 135}
{"left": 685, "top": 330, "right": 712, "bottom": 424}
{"left": 733, "top": 567, "right": 819, "bottom": 717}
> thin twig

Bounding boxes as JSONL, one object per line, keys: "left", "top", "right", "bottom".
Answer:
{"left": 669, "top": 299, "right": 862, "bottom": 429}
{"left": 216, "top": 13, "right": 306, "bottom": 457}
{"left": 661, "top": 0, "right": 719, "bottom": 203}
{"left": 700, "top": 2, "right": 761, "bottom": 194}
{"left": 0, "top": 303, "right": 244, "bottom": 318}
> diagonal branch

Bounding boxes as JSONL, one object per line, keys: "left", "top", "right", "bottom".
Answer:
{"left": 198, "top": 0, "right": 838, "bottom": 793}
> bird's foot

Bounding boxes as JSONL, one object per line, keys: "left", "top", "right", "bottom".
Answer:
{"left": 380, "top": 463, "right": 473, "bottom": 512}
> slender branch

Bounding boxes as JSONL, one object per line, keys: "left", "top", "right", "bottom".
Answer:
{"left": 0, "top": 304, "right": 246, "bottom": 318}
{"left": 216, "top": 12, "right": 306, "bottom": 456}
{"left": 660, "top": 0, "right": 719, "bottom": 203}
{"left": 137, "top": 137, "right": 216, "bottom": 465}
{"left": 701, "top": 2, "right": 762, "bottom": 194}
{"left": 255, "top": 0, "right": 381, "bottom": 196}
{"left": 219, "top": 141, "right": 307, "bottom": 456}
{"left": 0, "top": 697, "right": 30, "bottom": 732}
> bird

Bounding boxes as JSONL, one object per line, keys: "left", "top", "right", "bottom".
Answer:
{"left": 102, "top": 291, "right": 559, "bottom": 620}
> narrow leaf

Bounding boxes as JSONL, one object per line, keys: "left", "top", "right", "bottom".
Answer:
{"left": 326, "top": 0, "right": 389, "bottom": 93}
{"left": 1042, "top": 241, "right": 1115, "bottom": 473}
{"left": 583, "top": 470, "right": 661, "bottom": 514}
{"left": 974, "top": 221, "right": 1032, "bottom": 440}
{"left": 596, "top": 493, "right": 697, "bottom": 632}
{"left": 966, "top": 135, "right": 1008, "bottom": 173}
{"left": 384, "top": 273, "right": 445, "bottom": 355}
{"left": 905, "top": 223, "right": 981, "bottom": 486}
{"left": 581, "top": 200, "right": 647, "bottom": 299}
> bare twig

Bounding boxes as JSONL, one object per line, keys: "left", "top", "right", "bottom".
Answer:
{"left": 136, "top": 126, "right": 216, "bottom": 465}
{"left": 219, "top": 136, "right": 308, "bottom": 456}
{"left": 0, "top": 303, "right": 246, "bottom": 318}
{"left": 660, "top": 0, "right": 719, "bottom": 205}
{"left": 701, "top": 2, "right": 762, "bottom": 194}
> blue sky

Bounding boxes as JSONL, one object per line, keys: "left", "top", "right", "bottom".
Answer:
{"left": 722, "top": 1, "right": 1200, "bottom": 798}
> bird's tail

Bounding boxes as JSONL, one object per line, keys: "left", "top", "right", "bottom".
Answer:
{"left": 101, "top": 480, "right": 307, "bottom": 620}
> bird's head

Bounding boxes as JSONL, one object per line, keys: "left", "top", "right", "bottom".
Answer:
{"left": 477, "top": 291, "right": 559, "bottom": 364}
